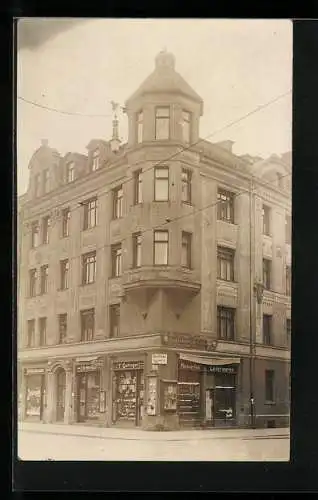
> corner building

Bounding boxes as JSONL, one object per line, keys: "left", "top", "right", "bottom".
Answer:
{"left": 18, "top": 51, "right": 291, "bottom": 430}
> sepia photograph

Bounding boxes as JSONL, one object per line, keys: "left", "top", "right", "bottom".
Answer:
{"left": 16, "top": 18, "right": 292, "bottom": 463}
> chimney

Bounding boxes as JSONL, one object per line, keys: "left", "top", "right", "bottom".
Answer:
{"left": 41, "top": 139, "right": 49, "bottom": 147}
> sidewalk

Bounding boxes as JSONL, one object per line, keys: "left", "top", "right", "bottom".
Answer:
{"left": 18, "top": 421, "right": 290, "bottom": 441}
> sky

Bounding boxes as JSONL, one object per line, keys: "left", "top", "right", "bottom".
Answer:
{"left": 17, "top": 18, "right": 292, "bottom": 195}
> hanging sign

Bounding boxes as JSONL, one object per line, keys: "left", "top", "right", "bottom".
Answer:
{"left": 152, "top": 353, "right": 168, "bottom": 365}
{"left": 147, "top": 376, "right": 157, "bottom": 416}
{"left": 207, "top": 365, "right": 236, "bottom": 374}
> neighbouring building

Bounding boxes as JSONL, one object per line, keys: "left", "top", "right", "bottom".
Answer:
{"left": 17, "top": 50, "right": 291, "bottom": 430}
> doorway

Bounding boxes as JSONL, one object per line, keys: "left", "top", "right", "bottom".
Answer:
{"left": 112, "top": 370, "right": 144, "bottom": 426}
{"left": 56, "top": 368, "right": 66, "bottom": 422}
{"left": 77, "top": 371, "right": 101, "bottom": 422}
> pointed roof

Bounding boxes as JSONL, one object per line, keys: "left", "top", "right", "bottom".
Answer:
{"left": 125, "top": 50, "right": 203, "bottom": 113}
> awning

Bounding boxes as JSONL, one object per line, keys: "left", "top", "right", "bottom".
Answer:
{"left": 179, "top": 353, "right": 241, "bottom": 366}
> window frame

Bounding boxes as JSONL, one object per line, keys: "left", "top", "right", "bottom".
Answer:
{"left": 285, "top": 215, "right": 292, "bottom": 244}
{"left": 39, "top": 317, "right": 47, "bottom": 347}
{"left": 263, "top": 314, "right": 272, "bottom": 345}
{"left": 263, "top": 258, "right": 272, "bottom": 290}
{"left": 34, "top": 173, "right": 40, "bottom": 198}
{"left": 113, "top": 185, "right": 123, "bottom": 219}
{"left": 155, "top": 106, "right": 170, "bottom": 140}
{"left": 42, "top": 215, "right": 51, "bottom": 245}
{"left": 82, "top": 197, "right": 97, "bottom": 230}
{"left": 31, "top": 221, "right": 40, "bottom": 248}
{"left": 265, "top": 369, "right": 275, "bottom": 403}
{"left": 66, "top": 161, "right": 75, "bottom": 183}
{"left": 217, "top": 189, "right": 235, "bottom": 223}
{"left": 181, "top": 168, "right": 192, "bottom": 204}
{"left": 29, "top": 268, "right": 37, "bottom": 297}
{"left": 58, "top": 313, "right": 68, "bottom": 344}
{"left": 42, "top": 169, "right": 50, "bottom": 194}
{"left": 80, "top": 308, "right": 95, "bottom": 342}
{"left": 181, "top": 110, "right": 191, "bottom": 144}
{"left": 136, "top": 111, "right": 143, "bottom": 144}
{"left": 60, "top": 259, "right": 70, "bottom": 290}
{"left": 132, "top": 233, "right": 142, "bottom": 268}
{"left": 111, "top": 243, "right": 122, "bottom": 277}
{"left": 153, "top": 230, "right": 169, "bottom": 266}
{"left": 134, "top": 170, "right": 143, "bottom": 204}
{"left": 217, "top": 306, "right": 235, "bottom": 341}
{"left": 217, "top": 246, "right": 235, "bottom": 282}
{"left": 109, "top": 303, "right": 120, "bottom": 338}
{"left": 181, "top": 231, "right": 192, "bottom": 269}
{"left": 154, "top": 166, "right": 169, "bottom": 202}
{"left": 27, "top": 319, "right": 35, "bottom": 348}
{"left": 92, "top": 149, "right": 100, "bottom": 171}
{"left": 61, "top": 207, "right": 70, "bottom": 238}
{"left": 40, "top": 264, "right": 49, "bottom": 295}
{"left": 262, "top": 205, "right": 271, "bottom": 236}
{"left": 81, "top": 251, "right": 96, "bottom": 285}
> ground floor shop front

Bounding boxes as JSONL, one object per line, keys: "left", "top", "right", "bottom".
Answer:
{"left": 18, "top": 350, "right": 290, "bottom": 430}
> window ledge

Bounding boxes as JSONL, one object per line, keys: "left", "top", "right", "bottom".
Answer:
{"left": 80, "top": 282, "right": 96, "bottom": 287}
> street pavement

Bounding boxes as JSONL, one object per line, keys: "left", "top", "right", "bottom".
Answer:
{"left": 17, "top": 423, "right": 290, "bottom": 461}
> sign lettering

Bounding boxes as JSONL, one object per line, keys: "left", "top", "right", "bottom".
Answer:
{"left": 152, "top": 353, "right": 168, "bottom": 365}
{"left": 113, "top": 360, "right": 144, "bottom": 371}
{"left": 207, "top": 366, "right": 236, "bottom": 374}
{"left": 162, "top": 333, "right": 217, "bottom": 351}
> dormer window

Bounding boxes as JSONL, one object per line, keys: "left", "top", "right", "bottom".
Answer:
{"left": 34, "top": 173, "right": 40, "bottom": 198}
{"left": 66, "top": 161, "right": 75, "bottom": 183}
{"left": 136, "top": 111, "right": 143, "bottom": 144}
{"left": 155, "top": 107, "right": 170, "bottom": 140}
{"left": 92, "top": 150, "right": 99, "bottom": 171}
{"left": 181, "top": 110, "right": 191, "bottom": 144}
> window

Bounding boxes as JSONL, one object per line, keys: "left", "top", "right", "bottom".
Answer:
{"left": 277, "top": 173, "right": 284, "bottom": 189}
{"left": 34, "top": 173, "right": 40, "bottom": 197}
{"left": 217, "top": 247, "right": 235, "bottom": 281}
{"left": 181, "top": 110, "right": 191, "bottom": 144}
{"left": 263, "top": 259, "right": 271, "bottom": 290}
{"left": 29, "top": 269, "right": 37, "bottom": 297}
{"left": 111, "top": 244, "right": 122, "bottom": 277}
{"left": 181, "top": 232, "right": 192, "bottom": 268}
{"left": 58, "top": 313, "right": 67, "bottom": 344}
{"left": 265, "top": 370, "right": 275, "bottom": 402}
{"left": 113, "top": 186, "right": 123, "bottom": 219}
{"left": 62, "top": 208, "right": 70, "bottom": 237}
{"left": 82, "top": 252, "right": 96, "bottom": 285}
{"left": 263, "top": 314, "right": 272, "bottom": 345}
{"left": 92, "top": 150, "right": 99, "bottom": 171}
{"left": 155, "top": 107, "right": 170, "bottom": 140}
{"left": 262, "top": 205, "right": 271, "bottom": 236}
{"left": 181, "top": 168, "right": 192, "bottom": 203}
{"left": 134, "top": 170, "right": 143, "bottom": 204}
{"left": 83, "top": 198, "right": 97, "bottom": 230}
{"left": 42, "top": 169, "right": 50, "bottom": 194}
{"left": 217, "top": 306, "right": 235, "bottom": 341}
{"left": 40, "top": 265, "right": 49, "bottom": 294}
{"left": 136, "top": 111, "right": 143, "bottom": 143}
{"left": 66, "top": 161, "right": 75, "bottom": 183}
{"left": 285, "top": 215, "right": 291, "bottom": 244}
{"left": 39, "top": 317, "right": 47, "bottom": 346}
{"left": 80, "top": 308, "right": 95, "bottom": 341}
{"left": 217, "top": 189, "right": 235, "bottom": 223}
{"left": 132, "top": 233, "right": 142, "bottom": 268}
{"left": 27, "top": 319, "right": 35, "bottom": 347}
{"left": 31, "top": 221, "right": 39, "bottom": 248}
{"left": 286, "top": 266, "right": 291, "bottom": 296}
{"left": 154, "top": 230, "right": 169, "bottom": 265}
{"left": 286, "top": 318, "right": 291, "bottom": 345}
{"left": 42, "top": 216, "right": 50, "bottom": 245}
{"left": 60, "top": 259, "right": 69, "bottom": 290}
{"left": 109, "top": 304, "right": 120, "bottom": 338}
{"left": 154, "top": 167, "right": 169, "bottom": 201}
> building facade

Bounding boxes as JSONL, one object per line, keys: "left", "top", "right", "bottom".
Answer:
{"left": 17, "top": 51, "right": 291, "bottom": 430}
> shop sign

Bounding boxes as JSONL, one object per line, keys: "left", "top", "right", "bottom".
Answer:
{"left": 152, "top": 353, "right": 167, "bottom": 365}
{"left": 162, "top": 333, "right": 217, "bottom": 351}
{"left": 113, "top": 360, "right": 144, "bottom": 371}
{"left": 179, "top": 360, "right": 201, "bottom": 371}
{"left": 147, "top": 376, "right": 157, "bottom": 416}
{"left": 26, "top": 368, "right": 45, "bottom": 375}
{"left": 207, "top": 365, "right": 237, "bottom": 374}
{"left": 76, "top": 358, "right": 103, "bottom": 373}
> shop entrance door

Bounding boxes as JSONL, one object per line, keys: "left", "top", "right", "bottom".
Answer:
{"left": 56, "top": 369, "right": 66, "bottom": 422}
{"left": 113, "top": 370, "right": 144, "bottom": 426}
{"left": 77, "top": 371, "right": 100, "bottom": 422}
{"left": 212, "top": 374, "right": 236, "bottom": 426}
{"left": 25, "top": 374, "right": 45, "bottom": 420}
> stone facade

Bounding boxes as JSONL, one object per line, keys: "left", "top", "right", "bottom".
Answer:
{"left": 17, "top": 51, "right": 291, "bottom": 430}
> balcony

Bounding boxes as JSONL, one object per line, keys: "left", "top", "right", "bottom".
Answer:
{"left": 122, "top": 265, "right": 201, "bottom": 295}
